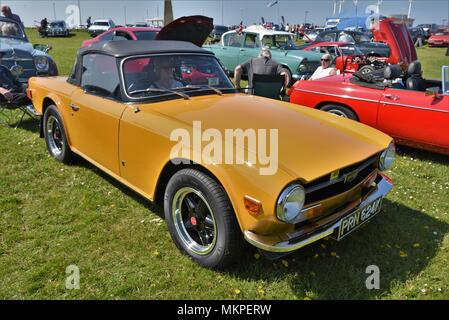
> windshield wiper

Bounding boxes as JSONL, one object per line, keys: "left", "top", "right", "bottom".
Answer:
{"left": 174, "top": 85, "right": 223, "bottom": 96}
{"left": 128, "top": 87, "right": 190, "bottom": 100}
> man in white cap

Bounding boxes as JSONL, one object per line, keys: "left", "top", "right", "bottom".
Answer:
{"left": 310, "top": 53, "right": 337, "bottom": 80}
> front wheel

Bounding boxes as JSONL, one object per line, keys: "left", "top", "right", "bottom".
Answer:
{"left": 164, "top": 169, "right": 244, "bottom": 269}
{"left": 43, "top": 105, "right": 74, "bottom": 164}
{"left": 320, "top": 104, "right": 358, "bottom": 120}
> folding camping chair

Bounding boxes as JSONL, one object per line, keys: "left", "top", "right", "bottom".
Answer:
{"left": 252, "top": 74, "right": 285, "bottom": 100}
{"left": 0, "top": 96, "right": 38, "bottom": 129}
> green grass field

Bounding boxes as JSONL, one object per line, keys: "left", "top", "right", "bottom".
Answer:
{"left": 0, "top": 29, "right": 448, "bottom": 299}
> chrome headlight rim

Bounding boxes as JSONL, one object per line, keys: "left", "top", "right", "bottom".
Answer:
{"left": 276, "top": 183, "right": 306, "bottom": 224}
{"left": 379, "top": 142, "right": 396, "bottom": 171}
{"left": 34, "top": 56, "right": 49, "bottom": 72}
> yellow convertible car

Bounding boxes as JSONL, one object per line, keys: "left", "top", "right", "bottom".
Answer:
{"left": 27, "top": 40, "right": 395, "bottom": 268}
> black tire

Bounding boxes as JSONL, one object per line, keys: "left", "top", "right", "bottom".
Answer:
{"left": 320, "top": 104, "right": 358, "bottom": 120}
{"left": 164, "top": 168, "right": 244, "bottom": 269}
{"left": 359, "top": 65, "right": 375, "bottom": 75}
{"left": 43, "top": 105, "right": 74, "bottom": 164}
{"left": 282, "top": 66, "right": 293, "bottom": 86}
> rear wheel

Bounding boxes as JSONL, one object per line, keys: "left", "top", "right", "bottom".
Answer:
{"left": 43, "top": 105, "right": 74, "bottom": 164}
{"left": 164, "top": 168, "right": 244, "bottom": 269}
{"left": 320, "top": 104, "right": 358, "bottom": 120}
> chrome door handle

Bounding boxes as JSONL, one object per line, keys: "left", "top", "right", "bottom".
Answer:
{"left": 384, "top": 94, "right": 399, "bottom": 101}
{"left": 68, "top": 103, "right": 80, "bottom": 111}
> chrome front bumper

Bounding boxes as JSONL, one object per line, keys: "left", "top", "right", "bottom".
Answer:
{"left": 244, "top": 174, "right": 394, "bottom": 253}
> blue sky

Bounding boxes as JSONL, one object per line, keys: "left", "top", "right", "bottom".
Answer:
{"left": 3, "top": 0, "right": 448, "bottom": 27}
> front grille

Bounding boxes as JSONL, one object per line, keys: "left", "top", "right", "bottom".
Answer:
{"left": 304, "top": 153, "right": 379, "bottom": 205}
{"left": 0, "top": 59, "right": 37, "bottom": 82}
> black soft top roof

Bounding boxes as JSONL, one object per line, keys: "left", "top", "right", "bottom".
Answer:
{"left": 79, "top": 40, "right": 213, "bottom": 58}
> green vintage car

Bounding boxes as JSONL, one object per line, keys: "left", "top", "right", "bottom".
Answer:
{"left": 204, "top": 25, "right": 322, "bottom": 81}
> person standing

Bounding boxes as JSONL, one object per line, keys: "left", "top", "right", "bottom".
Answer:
{"left": 87, "top": 16, "right": 92, "bottom": 28}
{"left": 39, "top": 18, "right": 48, "bottom": 37}
{"left": 234, "top": 48, "right": 290, "bottom": 93}
{"left": 1, "top": 5, "right": 24, "bottom": 29}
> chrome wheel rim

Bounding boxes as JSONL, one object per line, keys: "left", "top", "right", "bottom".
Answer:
{"left": 172, "top": 187, "right": 217, "bottom": 255}
{"left": 328, "top": 109, "right": 348, "bottom": 118}
{"left": 46, "top": 115, "right": 64, "bottom": 157}
{"left": 361, "top": 68, "right": 373, "bottom": 74}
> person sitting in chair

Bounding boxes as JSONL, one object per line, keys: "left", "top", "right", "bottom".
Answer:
{"left": 310, "top": 53, "right": 337, "bottom": 80}
{"left": 0, "top": 64, "right": 29, "bottom": 105}
{"left": 234, "top": 48, "right": 289, "bottom": 94}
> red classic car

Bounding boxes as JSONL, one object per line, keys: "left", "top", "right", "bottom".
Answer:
{"left": 82, "top": 26, "right": 161, "bottom": 47}
{"left": 428, "top": 32, "right": 449, "bottom": 47}
{"left": 288, "top": 63, "right": 449, "bottom": 155}
{"left": 302, "top": 41, "right": 388, "bottom": 74}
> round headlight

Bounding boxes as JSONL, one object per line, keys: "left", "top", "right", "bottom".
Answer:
{"left": 34, "top": 56, "right": 49, "bottom": 72}
{"left": 276, "top": 184, "right": 306, "bottom": 224}
{"left": 299, "top": 64, "right": 307, "bottom": 73}
{"left": 379, "top": 143, "right": 396, "bottom": 171}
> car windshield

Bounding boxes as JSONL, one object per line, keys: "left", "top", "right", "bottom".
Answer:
{"left": 262, "top": 34, "right": 298, "bottom": 49}
{"left": 134, "top": 31, "right": 158, "bottom": 40}
{"left": 353, "top": 33, "right": 371, "bottom": 42}
{"left": 50, "top": 22, "right": 65, "bottom": 28}
{"left": 123, "top": 54, "right": 235, "bottom": 99}
{"left": 0, "top": 20, "right": 25, "bottom": 38}
{"left": 94, "top": 21, "right": 109, "bottom": 26}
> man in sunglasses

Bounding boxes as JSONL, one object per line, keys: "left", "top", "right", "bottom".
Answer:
{"left": 310, "top": 53, "right": 337, "bottom": 80}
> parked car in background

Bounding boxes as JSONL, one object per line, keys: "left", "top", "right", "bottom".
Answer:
{"left": 27, "top": 39, "right": 395, "bottom": 268}
{"left": 302, "top": 29, "right": 321, "bottom": 42}
{"left": 408, "top": 27, "right": 426, "bottom": 44}
{"left": 0, "top": 17, "right": 58, "bottom": 84}
{"left": 302, "top": 42, "right": 387, "bottom": 74}
{"left": 47, "top": 20, "right": 70, "bottom": 37}
{"left": 88, "top": 19, "right": 115, "bottom": 37}
{"left": 205, "top": 25, "right": 322, "bottom": 81}
{"left": 82, "top": 26, "right": 160, "bottom": 47}
{"left": 428, "top": 31, "right": 449, "bottom": 47}
{"left": 416, "top": 23, "right": 440, "bottom": 38}
{"left": 210, "top": 25, "right": 229, "bottom": 43}
{"left": 312, "top": 19, "right": 417, "bottom": 66}
{"left": 314, "top": 29, "right": 390, "bottom": 58}
{"left": 134, "top": 22, "right": 149, "bottom": 27}
{"left": 289, "top": 63, "right": 449, "bottom": 155}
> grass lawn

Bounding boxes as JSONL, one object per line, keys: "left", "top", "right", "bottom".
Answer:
{"left": 0, "top": 29, "right": 448, "bottom": 299}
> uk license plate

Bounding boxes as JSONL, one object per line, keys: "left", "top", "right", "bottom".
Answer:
{"left": 337, "top": 197, "right": 383, "bottom": 240}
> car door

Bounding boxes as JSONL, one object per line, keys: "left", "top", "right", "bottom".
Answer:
{"left": 219, "top": 32, "right": 244, "bottom": 71}
{"left": 378, "top": 86, "right": 449, "bottom": 149}
{"left": 68, "top": 53, "right": 126, "bottom": 175}
{"left": 238, "top": 32, "right": 260, "bottom": 65}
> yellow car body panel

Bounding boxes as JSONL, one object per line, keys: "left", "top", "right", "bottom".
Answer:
{"left": 28, "top": 75, "right": 393, "bottom": 242}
